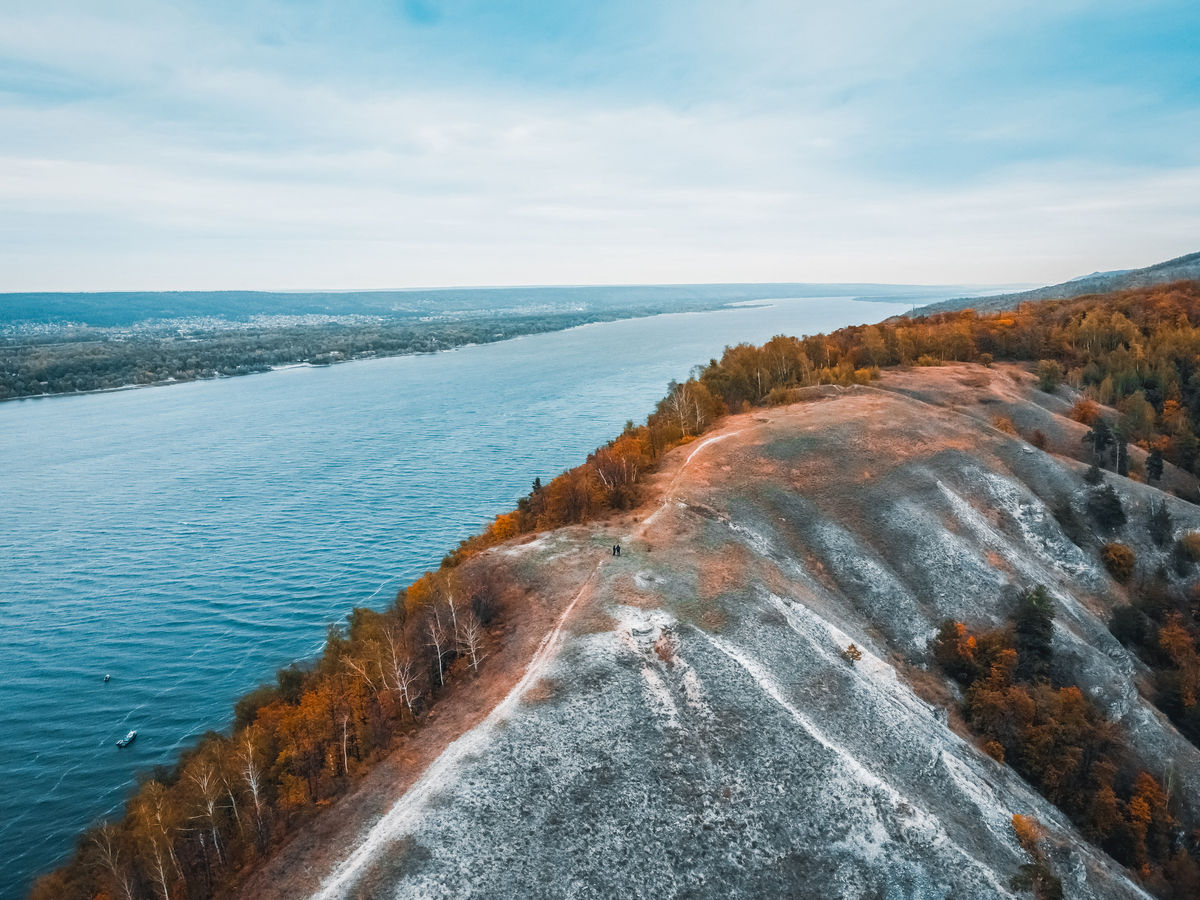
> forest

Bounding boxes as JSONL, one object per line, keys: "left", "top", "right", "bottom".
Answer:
{"left": 935, "top": 591, "right": 1199, "bottom": 897}
{"left": 34, "top": 279, "right": 1200, "bottom": 899}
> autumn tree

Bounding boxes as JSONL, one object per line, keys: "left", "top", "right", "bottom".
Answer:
{"left": 932, "top": 620, "right": 979, "bottom": 683}
{"left": 90, "top": 823, "right": 136, "bottom": 900}
{"left": 1100, "top": 542, "right": 1136, "bottom": 582}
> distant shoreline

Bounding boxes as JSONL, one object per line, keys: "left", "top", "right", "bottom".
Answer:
{"left": 1, "top": 304, "right": 723, "bottom": 404}
{"left": 0, "top": 296, "right": 910, "bottom": 405}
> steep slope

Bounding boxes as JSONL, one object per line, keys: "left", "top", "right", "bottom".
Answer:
{"left": 914, "top": 250, "right": 1200, "bottom": 314}
{"left": 246, "top": 364, "right": 1200, "bottom": 900}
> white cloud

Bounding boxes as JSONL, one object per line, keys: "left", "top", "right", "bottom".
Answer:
{"left": 0, "top": 0, "right": 1196, "bottom": 290}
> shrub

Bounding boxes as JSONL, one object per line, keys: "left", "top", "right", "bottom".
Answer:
{"left": 1031, "top": 429, "right": 1048, "bottom": 450}
{"left": 916, "top": 354, "right": 941, "bottom": 367}
{"left": 1180, "top": 531, "right": 1200, "bottom": 562}
{"left": 1100, "top": 542, "right": 1136, "bottom": 582}
{"left": 1012, "top": 814, "right": 1045, "bottom": 854}
{"left": 1037, "top": 359, "right": 1064, "bottom": 392}
{"left": 766, "top": 386, "right": 798, "bottom": 406}
{"left": 991, "top": 415, "right": 1018, "bottom": 435}
{"left": 1071, "top": 398, "right": 1101, "bottom": 425}
{"left": 979, "top": 352, "right": 994, "bottom": 368}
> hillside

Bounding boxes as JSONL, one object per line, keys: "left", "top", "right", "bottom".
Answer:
{"left": 914, "top": 251, "right": 1200, "bottom": 315}
{"left": 237, "top": 364, "right": 1200, "bottom": 899}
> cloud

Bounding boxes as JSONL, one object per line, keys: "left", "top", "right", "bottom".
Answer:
{"left": 0, "top": 1, "right": 1197, "bottom": 290}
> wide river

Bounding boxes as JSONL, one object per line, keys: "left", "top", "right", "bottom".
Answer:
{"left": 0, "top": 296, "right": 910, "bottom": 896}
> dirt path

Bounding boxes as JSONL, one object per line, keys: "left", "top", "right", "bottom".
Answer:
{"left": 639, "top": 427, "right": 744, "bottom": 531}
{"left": 311, "top": 559, "right": 605, "bottom": 898}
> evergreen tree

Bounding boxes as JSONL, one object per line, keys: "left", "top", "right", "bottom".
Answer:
{"left": 1087, "top": 484, "right": 1126, "bottom": 531}
{"left": 1116, "top": 438, "right": 1129, "bottom": 476}
{"left": 1149, "top": 501, "right": 1173, "bottom": 547}
{"left": 1147, "top": 447, "right": 1164, "bottom": 482}
{"left": 1014, "top": 585, "right": 1055, "bottom": 682}
{"left": 1084, "top": 463, "right": 1104, "bottom": 486}
{"left": 1083, "top": 418, "right": 1112, "bottom": 463}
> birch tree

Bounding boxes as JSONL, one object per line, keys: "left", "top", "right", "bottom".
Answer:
{"left": 383, "top": 624, "right": 419, "bottom": 719}
{"left": 90, "top": 823, "right": 135, "bottom": 900}
{"left": 426, "top": 612, "right": 449, "bottom": 687}
{"left": 457, "top": 611, "right": 485, "bottom": 672}
{"left": 238, "top": 726, "right": 269, "bottom": 853}
{"left": 188, "top": 761, "right": 225, "bottom": 867}
{"left": 132, "top": 781, "right": 178, "bottom": 900}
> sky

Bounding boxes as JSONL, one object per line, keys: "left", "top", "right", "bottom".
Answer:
{"left": 1, "top": 0, "right": 1198, "bottom": 291}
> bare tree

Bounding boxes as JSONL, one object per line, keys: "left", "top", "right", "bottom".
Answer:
{"left": 133, "top": 782, "right": 177, "bottom": 900}
{"left": 220, "top": 769, "right": 244, "bottom": 840}
{"left": 188, "top": 762, "right": 224, "bottom": 867}
{"left": 345, "top": 646, "right": 388, "bottom": 721}
{"left": 237, "top": 727, "right": 268, "bottom": 852}
{"left": 382, "top": 624, "right": 419, "bottom": 717}
{"left": 665, "top": 381, "right": 694, "bottom": 435}
{"left": 457, "top": 611, "right": 485, "bottom": 672}
{"left": 344, "top": 653, "right": 379, "bottom": 696}
{"left": 426, "top": 612, "right": 449, "bottom": 686}
{"left": 340, "top": 714, "right": 351, "bottom": 775}
{"left": 91, "top": 823, "right": 135, "bottom": 900}
{"left": 143, "top": 831, "right": 173, "bottom": 900}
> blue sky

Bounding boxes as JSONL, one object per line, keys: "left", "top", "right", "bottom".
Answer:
{"left": 1, "top": 0, "right": 1198, "bottom": 290}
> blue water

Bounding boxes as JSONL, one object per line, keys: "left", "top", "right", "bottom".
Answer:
{"left": 0, "top": 297, "right": 909, "bottom": 896}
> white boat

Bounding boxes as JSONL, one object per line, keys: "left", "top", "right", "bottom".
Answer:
{"left": 116, "top": 730, "right": 137, "bottom": 748}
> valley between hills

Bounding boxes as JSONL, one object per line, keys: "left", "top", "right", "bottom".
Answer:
{"left": 240, "top": 362, "right": 1200, "bottom": 899}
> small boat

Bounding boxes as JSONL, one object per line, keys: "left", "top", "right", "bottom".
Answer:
{"left": 116, "top": 730, "right": 137, "bottom": 748}
{"left": 104, "top": 674, "right": 110, "bottom": 683}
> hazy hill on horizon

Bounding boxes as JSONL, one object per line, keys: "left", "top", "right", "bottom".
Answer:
{"left": 914, "top": 250, "right": 1200, "bottom": 315}
{"left": 0, "top": 283, "right": 997, "bottom": 329}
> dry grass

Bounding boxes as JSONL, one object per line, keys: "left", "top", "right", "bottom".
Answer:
{"left": 522, "top": 676, "right": 562, "bottom": 705}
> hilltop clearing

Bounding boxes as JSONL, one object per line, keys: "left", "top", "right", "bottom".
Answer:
{"left": 244, "top": 363, "right": 1200, "bottom": 899}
